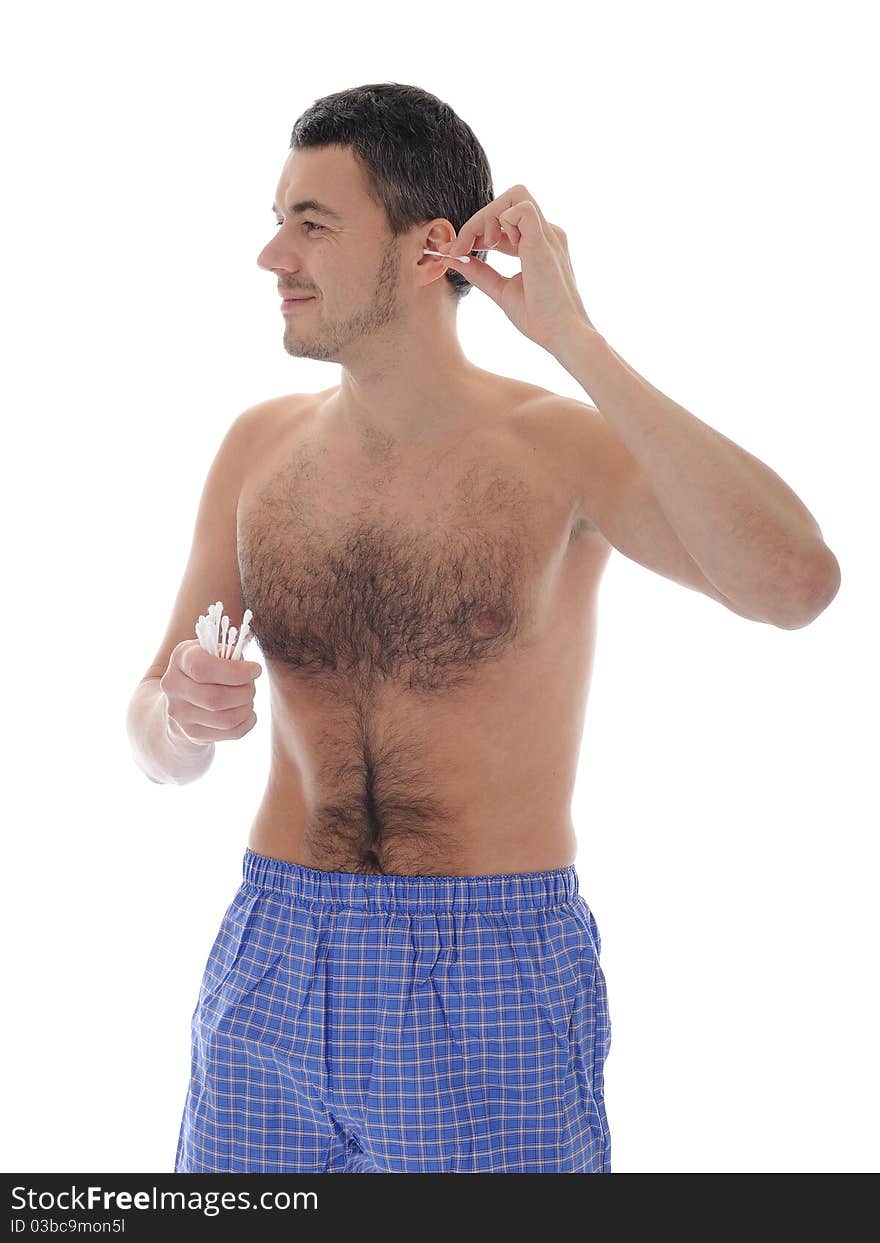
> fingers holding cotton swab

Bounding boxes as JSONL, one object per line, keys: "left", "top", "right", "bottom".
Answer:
{"left": 162, "top": 639, "right": 261, "bottom": 744}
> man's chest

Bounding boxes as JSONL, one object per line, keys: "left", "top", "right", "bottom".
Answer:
{"left": 235, "top": 404, "right": 594, "bottom": 687}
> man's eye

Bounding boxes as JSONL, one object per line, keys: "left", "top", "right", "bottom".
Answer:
{"left": 274, "top": 221, "right": 324, "bottom": 232}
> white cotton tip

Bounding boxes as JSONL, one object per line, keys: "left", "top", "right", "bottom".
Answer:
{"left": 200, "top": 602, "right": 220, "bottom": 656}
{"left": 220, "top": 614, "right": 229, "bottom": 658}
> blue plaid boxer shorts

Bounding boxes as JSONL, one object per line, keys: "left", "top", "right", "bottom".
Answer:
{"left": 174, "top": 848, "right": 612, "bottom": 1173}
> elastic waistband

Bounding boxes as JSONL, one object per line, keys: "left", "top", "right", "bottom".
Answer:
{"left": 242, "top": 848, "right": 581, "bottom": 914}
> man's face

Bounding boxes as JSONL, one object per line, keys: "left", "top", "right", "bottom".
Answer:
{"left": 257, "top": 144, "right": 407, "bottom": 362}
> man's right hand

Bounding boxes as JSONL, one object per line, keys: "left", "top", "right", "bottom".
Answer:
{"left": 160, "top": 639, "right": 262, "bottom": 746}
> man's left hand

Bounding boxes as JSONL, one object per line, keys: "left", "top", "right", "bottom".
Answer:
{"left": 431, "top": 184, "right": 594, "bottom": 355}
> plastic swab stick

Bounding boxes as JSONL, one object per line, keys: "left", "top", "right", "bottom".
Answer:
{"left": 231, "top": 609, "right": 253, "bottom": 660}
{"left": 212, "top": 602, "right": 222, "bottom": 656}
{"left": 422, "top": 249, "right": 470, "bottom": 263}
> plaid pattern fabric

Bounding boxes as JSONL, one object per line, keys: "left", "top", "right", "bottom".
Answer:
{"left": 174, "top": 848, "right": 612, "bottom": 1173}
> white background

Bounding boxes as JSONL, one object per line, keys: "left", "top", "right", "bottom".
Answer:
{"left": 3, "top": 0, "right": 876, "bottom": 1174}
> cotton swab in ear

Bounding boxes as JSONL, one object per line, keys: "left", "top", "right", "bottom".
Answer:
{"left": 423, "top": 249, "right": 471, "bottom": 262}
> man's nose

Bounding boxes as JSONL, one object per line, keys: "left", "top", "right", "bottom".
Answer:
{"left": 256, "top": 239, "right": 304, "bottom": 272}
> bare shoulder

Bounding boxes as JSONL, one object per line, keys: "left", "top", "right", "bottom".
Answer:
{"left": 240, "top": 390, "right": 316, "bottom": 433}
{"left": 500, "top": 382, "right": 604, "bottom": 520}
{"left": 493, "top": 376, "right": 596, "bottom": 437}
{"left": 237, "top": 389, "right": 332, "bottom": 458}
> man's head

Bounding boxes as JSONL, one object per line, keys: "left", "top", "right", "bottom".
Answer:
{"left": 256, "top": 83, "right": 494, "bottom": 364}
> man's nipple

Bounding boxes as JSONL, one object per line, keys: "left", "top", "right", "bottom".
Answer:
{"left": 471, "top": 607, "right": 506, "bottom": 637}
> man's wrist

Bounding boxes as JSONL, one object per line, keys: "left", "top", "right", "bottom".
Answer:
{"left": 550, "top": 319, "right": 607, "bottom": 373}
{"left": 166, "top": 715, "right": 215, "bottom": 753}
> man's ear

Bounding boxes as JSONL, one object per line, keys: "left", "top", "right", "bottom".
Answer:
{"left": 417, "top": 223, "right": 459, "bottom": 286}
{"left": 424, "top": 221, "right": 458, "bottom": 253}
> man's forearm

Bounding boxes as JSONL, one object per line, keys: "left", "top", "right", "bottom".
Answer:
{"left": 553, "top": 324, "right": 840, "bottom": 627}
{"left": 126, "top": 678, "right": 215, "bottom": 786}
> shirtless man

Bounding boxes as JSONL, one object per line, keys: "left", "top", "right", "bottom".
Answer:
{"left": 127, "top": 86, "right": 840, "bottom": 1174}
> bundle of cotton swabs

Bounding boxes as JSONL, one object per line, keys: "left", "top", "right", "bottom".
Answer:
{"left": 195, "top": 601, "right": 255, "bottom": 660}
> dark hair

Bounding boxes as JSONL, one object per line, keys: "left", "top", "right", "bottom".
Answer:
{"left": 289, "top": 83, "right": 494, "bottom": 302}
